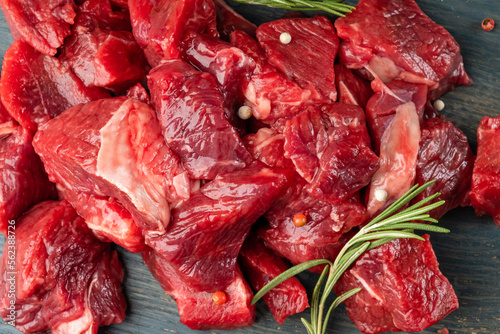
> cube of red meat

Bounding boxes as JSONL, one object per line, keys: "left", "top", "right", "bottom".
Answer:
{"left": 146, "top": 162, "right": 293, "bottom": 291}
{"left": 0, "top": 121, "right": 57, "bottom": 236}
{"left": 143, "top": 250, "right": 255, "bottom": 330}
{"left": 413, "top": 116, "right": 474, "bottom": 219}
{"left": 148, "top": 59, "right": 252, "bottom": 179}
{"left": 0, "top": 39, "right": 110, "bottom": 133}
{"left": 335, "top": 0, "right": 472, "bottom": 100}
{"left": 60, "top": 28, "right": 149, "bottom": 94}
{"left": 366, "top": 102, "right": 421, "bottom": 216}
{"left": 470, "top": 116, "right": 500, "bottom": 225}
{"left": 334, "top": 64, "right": 373, "bottom": 109}
{"left": 334, "top": 235, "right": 458, "bottom": 334}
{"left": 239, "top": 234, "right": 309, "bottom": 324}
{"left": 365, "top": 80, "right": 428, "bottom": 154}
{"left": 213, "top": 0, "right": 257, "bottom": 41}
{"left": 33, "top": 97, "right": 192, "bottom": 245}
{"left": 257, "top": 15, "right": 339, "bottom": 103}
{"left": 0, "top": 200, "right": 126, "bottom": 333}
{"left": 129, "top": 0, "right": 218, "bottom": 67}
{"left": 283, "top": 104, "right": 379, "bottom": 204}
{"left": 0, "top": 0, "right": 75, "bottom": 55}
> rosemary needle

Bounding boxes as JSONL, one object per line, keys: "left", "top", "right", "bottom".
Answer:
{"left": 251, "top": 180, "right": 449, "bottom": 334}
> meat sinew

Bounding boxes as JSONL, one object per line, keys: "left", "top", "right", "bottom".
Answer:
{"left": 335, "top": 235, "right": 458, "bottom": 334}
{"left": 33, "top": 97, "right": 192, "bottom": 249}
{"left": 0, "top": 200, "right": 126, "bottom": 333}
{"left": 470, "top": 116, "right": 500, "bottom": 225}
{"left": 335, "top": 0, "right": 472, "bottom": 99}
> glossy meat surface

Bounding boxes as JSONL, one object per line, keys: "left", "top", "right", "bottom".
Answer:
{"left": 0, "top": 0, "right": 75, "bottom": 55}
{"left": 335, "top": 0, "right": 472, "bottom": 99}
{"left": 148, "top": 59, "right": 252, "bottom": 179}
{"left": 213, "top": 0, "right": 256, "bottom": 41}
{"left": 334, "top": 64, "right": 373, "bottom": 108}
{"left": 470, "top": 116, "right": 500, "bottom": 225}
{"left": 239, "top": 234, "right": 309, "bottom": 325}
{"left": 0, "top": 39, "right": 110, "bottom": 133}
{"left": 33, "top": 97, "right": 191, "bottom": 241}
{"left": 335, "top": 235, "right": 458, "bottom": 333}
{"left": 146, "top": 162, "right": 292, "bottom": 291}
{"left": 0, "top": 124, "right": 57, "bottom": 236}
{"left": 143, "top": 251, "right": 255, "bottom": 330}
{"left": 0, "top": 200, "right": 126, "bottom": 333}
{"left": 257, "top": 15, "right": 338, "bottom": 103}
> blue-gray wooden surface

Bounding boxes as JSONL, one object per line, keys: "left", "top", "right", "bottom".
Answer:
{"left": 0, "top": 1, "right": 499, "bottom": 333}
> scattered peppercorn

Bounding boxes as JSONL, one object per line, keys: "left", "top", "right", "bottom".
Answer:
{"left": 293, "top": 213, "right": 307, "bottom": 227}
{"left": 212, "top": 291, "right": 227, "bottom": 305}
{"left": 482, "top": 18, "right": 495, "bottom": 31}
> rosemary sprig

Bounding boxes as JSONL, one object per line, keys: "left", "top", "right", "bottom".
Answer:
{"left": 250, "top": 180, "right": 450, "bottom": 334}
{"left": 231, "top": 0, "right": 355, "bottom": 17}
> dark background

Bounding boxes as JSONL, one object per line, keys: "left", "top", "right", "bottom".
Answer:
{"left": 0, "top": 0, "right": 499, "bottom": 333}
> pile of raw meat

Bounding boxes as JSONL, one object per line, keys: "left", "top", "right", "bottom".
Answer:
{"left": 0, "top": 0, "right": 498, "bottom": 333}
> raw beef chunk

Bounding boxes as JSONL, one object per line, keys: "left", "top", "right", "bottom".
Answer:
{"left": 59, "top": 0, "right": 149, "bottom": 93}
{"left": 33, "top": 97, "right": 191, "bottom": 241}
{"left": 58, "top": 186, "right": 147, "bottom": 253}
{"left": 126, "top": 83, "right": 150, "bottom": 105}
{"left": 283, "top": 103, "right": 379, "bottom": 204}
{"left": 239, "top": 234, "right": 309, "bottom": 325}
{"left": 0, "top": 200, "right": 126, "bottom": 333}
{"left": 335, "top": 0, "right": 472, "bottom": 99}
{"left": 213, "top": 0, "right": 257, "bottom": 41}
{"left": 231, "top": 30, "right": 310, "bottom": 128}
{"left": 146, "top": 162, "right": 293, "bottom": 291}
{"left": 335, "top": 65, "right": 373, "bottom": 108}
{"left": 257, "top": 15, "right": 338, "bottom": 103}
{"left": 365, "top": 80, "right": 427, "bottom": 154}
{"left": 334, "top": 235, "right": 458, "bottom": 334}
{"left": 243, "top": 127, "right": 294, "bottom": 169}
{"left": 129, "top": 0, "right": 218, "bottom": 66}
{"left": 413, "top": 116, "right": 474, "bottom": 219}
{"left": 470, "top": 116, "right": 500, "bottom": 225}
{"left": 148, "top": 59, "right": 252, "bottom": 179}
{"left": 0, "top": 39, "right": 110, "bottom": 133}
{"left": 0, "top": 0, "right": 76, "bottom": 55}
{"left": 366, "top": 102, "right": 420, "bottom": 216}
{"left": 0, "top": 122, "right": 57, "bottom": 236}
{"left": 143, "top": 251, "right": 255, "bottom": 330}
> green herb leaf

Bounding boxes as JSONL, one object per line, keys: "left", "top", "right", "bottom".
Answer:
{"left": 231, "top": 0, "right": 355, "bottom": 17}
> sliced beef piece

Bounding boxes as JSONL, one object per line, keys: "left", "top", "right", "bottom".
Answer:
{"left": 365, "top": 80, "right": 427, "bottom": 154}
{"left": 413, "top": 116, "right": 474, "bottom": 219}
{"left": 60, "top": 27, "right": 149, "bottom": 94}
{"left": 239, "top": 233, "right": 309, "bottom": 325}
{"left": 0, "top": 124, "right": 57, "bottom": 236}
{"left": 334, "top": 64, "right": 373, "bottom": 109}
{"left": 366, "top": 102, "right": 421, "bottom": 216}
{"left": 213, "top": 0, "right": 257, "bottom": 41}
{"left": 284, "top": 104, "right": 379, "bottom": 204}
{"left": 230, "top": 30, "right": 310, "bottom": 129}
{"left": 146, "top": 162, "right": 293, "bottom": 291}
{"left": 126, "top": 83, "right": 150, "bottom": 105}
{"left": 33, "top": 97, "right": 192, "bottom": 240}
{"left": 148, "top": 59, "right": 252, "bottom": 180}
{"left": 143, "top": 250, "right": 255, "bottom": 330}
{"left": 180, "top": 30, "right": 255, "bottom": 132}
{"left": 129, "top": 0, "right": 218, "bottom": 67}
{"left": 58, "top": 186, "right": 146, "bottom": 253}
{"left": 0, "top": 39, "right": 110, "bottom": 133}
{"left": 0, "top": 200, "right": 126, "bottom": 333}
{"left": 335, "top": 0, "right": 472, "bottom": 99}
{"left": 470, "top": 116, "right": 500, "bottom": 225}
{"left": 243, "top": 127, "right": 294, "bottom": 169}
{"left": 259, "top": 228, "right": 354, "bottom": 274}
{"left": 257, "top": 15, "right": 338, "bottom": 103}
{"left": 335, "top": 235, "right": 458, "bottom": 334}
{"left": 74, "top": 0, "right": 131, "bottom": 32}
{"left": 0, "top": 0, "right": 76, "bottom": 55}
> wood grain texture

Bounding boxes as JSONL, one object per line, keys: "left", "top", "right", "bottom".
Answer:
{"left": 0, "top": 1, "right": 499, "bottom": 333}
